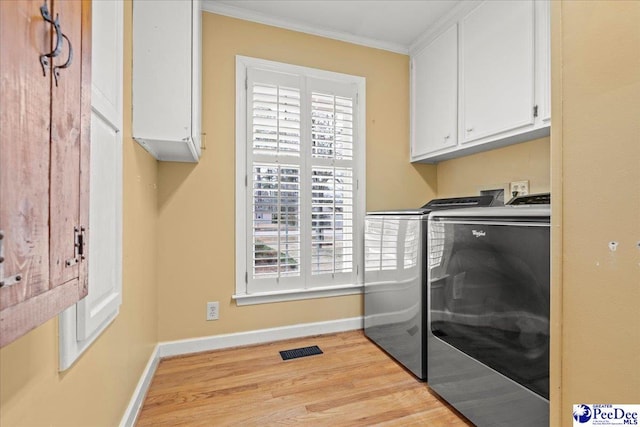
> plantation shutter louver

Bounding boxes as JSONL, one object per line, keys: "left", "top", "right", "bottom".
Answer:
{"left": 310, "top": 88, "right": 354, "bottom": 280}
{"left": 248, "top": 69, "right": 302, "bottom": 291}
{"left": 246, "top": 68, "right": 359, "bottom": 294}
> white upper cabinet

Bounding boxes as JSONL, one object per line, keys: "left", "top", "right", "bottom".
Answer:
{"left": 133, "top": 0, "right": 202, "bottom": 162}
{"left": 410, "top": 0, "right": 550, "bottom": 163}
{"left": 535, "top": 0, "right": 551, "bottom": 124}
{"left": 461, "top": 0, "right": 534, "bottom": 143}
{"left": 411, "top": 24, "right": 458, "bottom": 160}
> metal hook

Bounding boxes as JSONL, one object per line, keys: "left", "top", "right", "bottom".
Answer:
{"left": 39, "top": 1, "right": 63, "bottom": 76}
{"left": 53, "top": 32, "right": 73, "bottom": 87}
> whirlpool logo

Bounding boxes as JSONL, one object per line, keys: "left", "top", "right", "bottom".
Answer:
{"left": 573, "top": 404, "right": 639, "bottom": 426}
{"left": 471, "top": 229, "right": 486, "bottom": 238}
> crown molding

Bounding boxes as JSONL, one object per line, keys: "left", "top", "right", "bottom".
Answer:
{"left": 409, "top": 0, "right": 481, "bottom": 55}
{"left": 201, "top": 1, "right": 409, "bottom": 55}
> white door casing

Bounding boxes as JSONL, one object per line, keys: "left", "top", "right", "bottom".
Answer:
{"left": 59, "top": 0, "right": 123, "bottom": 370}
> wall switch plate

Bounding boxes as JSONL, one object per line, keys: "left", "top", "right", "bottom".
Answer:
{"left": 509, "top": 180, "right": 529, "bottom": 197}
{"left": 206, "top": 301, "right": 219, "bottom": 321}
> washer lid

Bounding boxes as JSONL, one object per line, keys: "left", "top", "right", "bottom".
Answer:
{"left": 366, "top": 195, "right": 495, "bottom": 216}
{"left": 430, "top": 204, "right": 550, "bottom": 220}
{"left": 366, "top": 208, "right": 429, "bottom": 216}
{"left": 422, "top": 195, "right": 495, "bottom": 210}
{"left": 507, "top": 192, "right": 551, "bottom": 205}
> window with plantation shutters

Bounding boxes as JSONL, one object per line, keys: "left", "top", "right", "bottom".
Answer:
{"left": 235, "top": 57, "right": 366, "bottom": 304}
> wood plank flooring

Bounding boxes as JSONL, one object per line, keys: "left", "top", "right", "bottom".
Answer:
{"left": 136, "top": 330, "right": 473, "bottom": 426}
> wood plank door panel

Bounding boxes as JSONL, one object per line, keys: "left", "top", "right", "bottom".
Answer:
{"left": 0, "top": 0, "right": 52, "bottom": 310}
{"left": 0, "top": 0, "right": 91, "bottom": 347}
{"left": 49, "top": 0, "right": 83, "bottom": 289}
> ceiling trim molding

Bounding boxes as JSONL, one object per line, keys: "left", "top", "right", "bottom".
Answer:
{"left": 201, "top": 1, "right": 410, "bottom": 55}
{"left": 409, "top": 0, "right": 481, "bottom": 54}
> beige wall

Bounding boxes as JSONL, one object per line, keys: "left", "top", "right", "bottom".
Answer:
{"left": 552, "top": 1, "right": 640, "bottom": 425}
{"left": 436, "top": 136, "right": 550, "bottom": 199}
{"left": 0, "top": 3, "right": 159, "bottom": 426}
{"left": 3, "top": 3, "right": 638, "bottom": 426}
{"left": 156, "top": 13, "right": 436, "bottom": 341}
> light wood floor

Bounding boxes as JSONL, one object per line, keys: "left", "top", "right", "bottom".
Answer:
{"left": 136, "top": 330, "right": 473, "bottom": 426}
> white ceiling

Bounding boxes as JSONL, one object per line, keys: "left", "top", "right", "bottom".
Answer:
{"left": 202, "top": 0, "right": 465, "bottom": 54}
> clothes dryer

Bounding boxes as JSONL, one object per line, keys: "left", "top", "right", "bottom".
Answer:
{"left": 363, "top": 196, "right": 493, "bottom": 379}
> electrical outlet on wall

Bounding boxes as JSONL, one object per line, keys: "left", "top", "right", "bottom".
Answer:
{"left": 206, "top": 301, "right": 219, "bottom": 321}
{"left": 509, "top": 180, "right": 530, "bottom": 197}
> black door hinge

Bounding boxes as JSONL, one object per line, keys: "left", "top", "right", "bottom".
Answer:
{"left": 533, "top": 105, "right": 539, "bottom": 118}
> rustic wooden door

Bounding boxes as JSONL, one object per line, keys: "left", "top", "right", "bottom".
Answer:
{"left": 0, "top": 0, "right": 53, "bottom": 316}
{"left": 0, "top": 0, "right": 91, "bottom": 348}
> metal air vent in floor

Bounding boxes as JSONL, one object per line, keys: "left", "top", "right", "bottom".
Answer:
{"left": 279, "top": 345, "right": 323, "bottom": 360}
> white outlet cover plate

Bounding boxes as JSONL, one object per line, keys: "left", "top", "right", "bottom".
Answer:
{"left": 510, "top": 180, "right": 529, "bottom": 196}
{"left": 207, "top": 301, "right": 219, "bottom": 321}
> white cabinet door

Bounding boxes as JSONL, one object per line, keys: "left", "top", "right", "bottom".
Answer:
{"left": 133, "top": 0, "right": 201, "bottom": 162}
{"left": 411, "top": 24, "right": 458, "bottom": 160}
{"left": 461, "top": 0, "right": 535, "bottom": 144}
{"left": 535, "top": 0, "right": 551, "bottom": 124}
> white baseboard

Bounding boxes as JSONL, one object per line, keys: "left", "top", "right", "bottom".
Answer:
{"left": 120, "top": 317, "right": 362, "bottom": 425}
{"left": 158, "top": 316, "right": 362, "bottom": 358}
{"left": 158, "top": 317, "right": 362, "bottom": 358}
{"left": 120, "top": 344, "right": 160, "bottom": 427}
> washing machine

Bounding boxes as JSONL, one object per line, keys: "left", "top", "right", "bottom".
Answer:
{"left": 363, "top": 195, "right": 493, "bottom": 379}
{"left": 427, "top": 195, "right": 550, "bottom": 425}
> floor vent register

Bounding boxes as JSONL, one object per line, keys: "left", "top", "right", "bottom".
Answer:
{"left": 279, "top": 345, "right": 323, "bottom": 361}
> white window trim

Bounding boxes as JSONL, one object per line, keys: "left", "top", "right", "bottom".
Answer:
{"left": 234, "top": 55, "right": 366, "bottom": 306}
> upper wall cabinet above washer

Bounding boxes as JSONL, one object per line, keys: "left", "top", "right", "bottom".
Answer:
{"left": 133, "top": 0, "right": 202, "bottom": 162}
{"left": 461, "top": 1, "right": 535, "bottom": 144}
{"left": 410, "top": 0, "right": 550, "bottom": 163}
{"left": 412, "top": 24, "right": 458, "bottom": 158}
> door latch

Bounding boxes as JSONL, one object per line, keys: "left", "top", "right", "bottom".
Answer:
{"left": 65, "top": 226, "right": 86, "bottom": 267}
{"left": 0, "top": 229, "right": 4, "bottom": 268}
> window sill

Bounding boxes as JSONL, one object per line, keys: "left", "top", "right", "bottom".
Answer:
{"left": 233, "top": 283, "right": 363, "bottom": 306}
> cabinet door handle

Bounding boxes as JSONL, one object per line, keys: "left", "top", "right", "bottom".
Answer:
{"left": 39, "top": 1, "right": 63, "bottom": 76}
{"left": 53, "top": 33, "right": 73, "bottom": 87}
{"left": 466, "top": 127, "right": 474, "bottom": 132}
{"left": 444, "top": 135, "right": 451, "bottom": 140}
